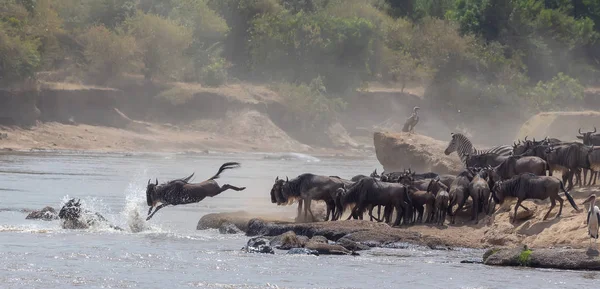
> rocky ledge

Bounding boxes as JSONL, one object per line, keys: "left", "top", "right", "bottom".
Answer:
{"left": 198, "top": 212, "right": 452, "bottom": 250}
{"left": 484, "top": 246, "right": 600, "bottom": 271}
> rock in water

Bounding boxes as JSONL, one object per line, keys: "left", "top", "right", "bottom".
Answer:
{"left": 219, "top": 223, "right": 243, "bottom": 234}
{"left": 270, "top": 231, "right": 308, "bottom": 250}
{"left": 335, "top": 237, "right": 370, "bottom": 251}
{"left": 26, "top": 206, "right": 58, "bottom": 220}
{"left": 287, "top": 248, "right": 319, "bottom": 256}
{"left": 244, "top": 237, "right": 275, "bottom": 254}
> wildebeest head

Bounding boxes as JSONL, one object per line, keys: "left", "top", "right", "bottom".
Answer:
{"left": 369, "top": 169, "right": 380, "bottom": 178}
{"left": 58, "top": 198, "right": 82, "bottom": 220}
{"left": 146, "top": 178, "right": 158, "bottom": 206}
{"left": 270, "top": 176, "right": 286, "bottom": 205}
{"left": 577, "top": 127, "right": 599, "bottom": 145}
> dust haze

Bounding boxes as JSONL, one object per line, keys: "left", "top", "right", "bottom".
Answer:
{"left": 1, "top": 0, "right": 599, "bottom": 154}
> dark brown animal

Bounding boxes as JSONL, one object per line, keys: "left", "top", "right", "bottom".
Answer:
{"left": 434, "top": 190, "right": 449, "bottom": 225}
{"left": 272, "top": 174, "right": 352, "bottom": 222}
{"left": 491, "top": 173, "right": 580, "bottom": 223}
{"left": 468, "top": 170, "right": 491, "bottom": 223}
{"left": 146, "top": 162, "right": 246, "bottom": 221}
{"left": 336, "top": 178, "right": 411, "bottom": 226}
{"left": 492, "top": 155, "right": 550, "bottom": 181}
{"left": 448, "top": 170, "right": 474, "bottom": 224}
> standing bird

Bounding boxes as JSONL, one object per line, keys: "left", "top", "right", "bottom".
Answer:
{"left": 581, "top": 194, "right": 600, "bottom": 249}
{"left": 402, "top": 106, "right": 420, "bottom": 133}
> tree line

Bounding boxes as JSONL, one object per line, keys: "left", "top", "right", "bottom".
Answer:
{"left": 1, "top": 0, "right": 599, "bottom": 120}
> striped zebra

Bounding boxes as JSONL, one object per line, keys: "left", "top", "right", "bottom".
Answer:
{"left": 444, "top": 133, "right": 513, "bottom": 165}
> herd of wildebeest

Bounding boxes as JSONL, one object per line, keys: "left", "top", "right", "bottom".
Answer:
{"left": 54, "top": 127, "right": 600, "bottom": 230}
{"left": 266, "top": 128, "right": 600, "bottom": 226}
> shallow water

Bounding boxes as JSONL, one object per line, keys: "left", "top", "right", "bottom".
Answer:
{"left": 1, "top": 151, "right": 599, "bottom": 289}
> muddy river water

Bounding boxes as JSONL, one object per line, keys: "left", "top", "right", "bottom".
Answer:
{"left": 0, "top": 151, "right": 598, "bottom": 288}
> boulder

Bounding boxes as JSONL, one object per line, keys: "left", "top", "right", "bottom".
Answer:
{"left": 373, "top": 131, "right": 462, "bottom": 174}
{"left": 304, "top": 241, "right": 359, "bottom": 256}
{"left": 26, "top": 206, "right": 58, "bottom": 220}
{"left": 335, "top": 237, "right": 371, "bottom": 251}
{"left": 484, "top": 247, "right": 600, "bottom": 270}
{"left": 287, "top": 248, "right": 319, "bottom": 256}
{"left": 270, "top": 231, "right": 308, "bottom": 250}
{"left": 218, "top": 222, "right": 243, "bottom": 234}
{"left": 244, "top": 237, "right": 275, "bottom": 254}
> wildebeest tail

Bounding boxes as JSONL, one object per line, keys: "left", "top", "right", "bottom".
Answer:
{"left": 209, "top": 162, "right": 241, "bottom": 180}
{"left": 559, "top": 180, "right": 580, "bottom": 211}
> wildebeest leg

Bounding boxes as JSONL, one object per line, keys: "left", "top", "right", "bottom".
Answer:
{"left": 556, "top": 195, "right": 564, "bottom": 218}
{"left": 451, "top": 198, "right": 466, "bottom": 225}
{"left": 543, "top": 198, "right": 556, "bottom": 220}
{"left": 512, "top": 199, "right": 522, "bottom": 224}
{"left": 147, "top": 206, "right": 154, "bottom": 216}
{"left": 146, "top": 204, "right": 168, "bottom": 221}
{"left": 393, "top": 204, "right": 403, "bottom": 226}
{"left": 377, "top": 205, "right": 382, "bottom": 221}
{"left": 324, "top": 200, "right": 335, "bottom": 221}
{"left": 304, "top": 199, "right": 315, "bottom": 222}
{"left": 296, "top": 199, "right": 303, "bottom": 221}
{"left": 519, "top": 204, "right": 530, "bottom": 211}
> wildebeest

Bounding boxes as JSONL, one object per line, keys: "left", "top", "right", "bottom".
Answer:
{"left": 465, "top": 153, "right": 509, "bottom": 168}
{"left": 271, "top": 173, "right": 352, "bottom": 222}
{"left": 336, "top": 177, "right": 411, "bottom": 226}
{"left": 491, "top": 155, "right": 550, "bottom": 181}
{"left": 468, "top": 170, "right": 491, "bottom": 223}
{"left": 146, "top": 162, "right": 246, "bottom": 221}
{"left": 579, "top": 129, "right": 600, "bottom": 186}
{"left": 545, "top": 142, "right": 591, "bottom": 191}
{"left": 407, "top": 186, "right": 435, "bottom": 223}
{"left": 586, "top": 146, "right": 600, "bottom": 186}
{"left": 434, "top": 190, "right": 449, "bottom": 226}
{"left": 448, "top": 170, "right": 475, "bottom": 224}
{"left": 59, "top": 198, "right": 122, "bottom": 230}
{"left": 491, "top": 173, "right": 580, "bottom": 223}
{"left": 577, "top": 127, "right": 600, "bottom": 145}
{"left": 351, "top": 169, "right": 380, "bottom": 182}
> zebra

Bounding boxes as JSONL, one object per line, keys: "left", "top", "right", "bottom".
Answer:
{"left": 444, "top": 133, "right": 513, "bottom": 165}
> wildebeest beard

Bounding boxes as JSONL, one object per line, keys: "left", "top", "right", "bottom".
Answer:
{"left": 280, "top": 177, "right": 302, "bottom": 205}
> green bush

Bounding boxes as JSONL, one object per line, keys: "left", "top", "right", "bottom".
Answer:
{"left": 200, "top": 58, "right": 228, "bottom": 87}
{"left": 123, "top": 12, "right": 193, "bottom": 81}
{"left": 528, "top": 72, "right": 585, "bottom": 111}
{"left": 79, "top": 25, "right": 137, "bottom": 84}
{"left": 271, "top": 76, "right": 347, "bottom": 130}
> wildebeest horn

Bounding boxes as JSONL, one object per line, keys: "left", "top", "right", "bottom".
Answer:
{"left": 148, "top": 179, "right": 151, "bottom": 185}
{"left": 595, "top": 127, "right": 597, "bottom": 133}
{"left": 524, "top": 136, "right": 528, "bottom": 141}
{"left": 286, "top": 176, "right": 289, "bottom": 182}
{"left": 275, "top": 176, "right": 279, "bottom": 181}
{"left": 155, "top": 178, "right": 158, "bottom": 185}
{"left": 579, "top": 128, "right": 583, "bottom": 135}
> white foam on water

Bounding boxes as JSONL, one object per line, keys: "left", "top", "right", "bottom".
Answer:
{"left": 119, "top": 168, "right": 161, "bottom": 234}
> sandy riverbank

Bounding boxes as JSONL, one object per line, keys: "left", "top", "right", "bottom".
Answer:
{"left": 197, "top": 190, "right": 597, "bottom": 251}
{"left": 0, "top": 122, "right": 372, "bottom": 157}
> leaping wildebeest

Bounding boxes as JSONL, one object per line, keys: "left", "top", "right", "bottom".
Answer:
{"left": 145, "top": 162, "right": 246, "bottom": 221}
{"left": 491, "top": 173, "right": 580, "bottom": 223}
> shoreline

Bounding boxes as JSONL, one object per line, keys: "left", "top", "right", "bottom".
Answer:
{"left": 0, "top": 122, "right": 374, "bottom": 159}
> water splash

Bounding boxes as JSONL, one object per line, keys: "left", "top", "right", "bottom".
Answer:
{"left": 120, "top": 168, "right": 159, "bottom": 233}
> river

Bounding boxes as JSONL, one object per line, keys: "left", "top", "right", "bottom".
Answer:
{"left": 0, "top": 151, "right": 598, "bottom": 289}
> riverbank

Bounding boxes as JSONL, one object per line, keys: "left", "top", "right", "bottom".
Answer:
{"left": 197, "top": 192, "right": 594, "bottom": 251}
{"left": 0, "top": 122, "right": 372, "bottom": 157}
